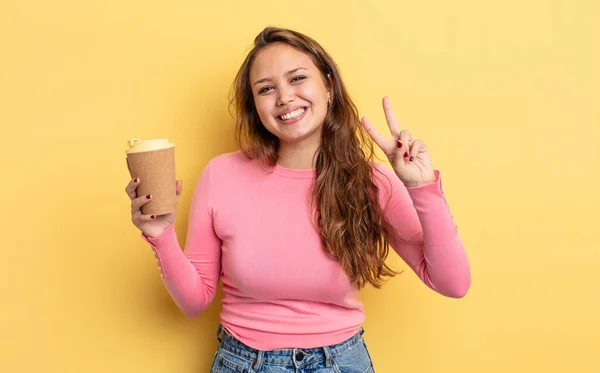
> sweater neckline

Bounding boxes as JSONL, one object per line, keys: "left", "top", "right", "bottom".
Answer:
{"left": 273, "top": 163, "right": 316, "bottom": 179}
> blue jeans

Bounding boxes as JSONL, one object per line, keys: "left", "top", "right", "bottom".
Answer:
{"left": 210, "top": 325, "right": 375, "bottom": 373}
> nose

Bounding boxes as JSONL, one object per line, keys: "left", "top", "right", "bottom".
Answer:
{"left": 276, "top": 85, "right": 295, "bottom": 106}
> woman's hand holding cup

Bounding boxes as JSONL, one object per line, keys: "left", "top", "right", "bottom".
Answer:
{"left": 126, "top": 178, "right": 183, "bottom": 238}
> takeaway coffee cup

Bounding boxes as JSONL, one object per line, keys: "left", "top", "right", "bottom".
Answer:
{"left": 125, "top": 138, "right": 177, "bottom": 216}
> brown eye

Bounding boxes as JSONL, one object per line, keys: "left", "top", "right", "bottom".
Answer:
{"left": 259, "top": 86, "right": 273, "bottom": 94}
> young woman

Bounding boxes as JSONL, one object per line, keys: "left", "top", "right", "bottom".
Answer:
{"left": 125, "top": 26, "right": 471, "bottom": 373}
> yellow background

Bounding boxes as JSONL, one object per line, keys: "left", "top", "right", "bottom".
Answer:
{"left": 1, "top": 0, "right": 598, "bottom": 372}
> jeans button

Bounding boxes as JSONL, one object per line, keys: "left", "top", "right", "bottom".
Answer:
{"left": 296, "top": 351, "right": 305, "bottom": 361}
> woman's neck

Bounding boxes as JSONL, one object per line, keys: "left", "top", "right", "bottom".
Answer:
{"left": 277, "top": 140, "right": 319, "bottom": 170}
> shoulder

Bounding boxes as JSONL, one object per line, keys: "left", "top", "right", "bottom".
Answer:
{"left": 207, "top": 151, "right": 252, "bottom": 170}
{"left": 202, "top": 151, "right": 256, "bottom": 183}
{"left": 370, "top": 161, "right": 412, "bottom": 208}
{"left": 371, "top": 161, "right": 399, "bottom": 190}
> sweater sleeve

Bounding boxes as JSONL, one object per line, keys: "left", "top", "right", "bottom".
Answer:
{"left": 140, "top": 161, "right": 222, "bottom": 317}
{"left": 374, "top": 164, "right": 471, "bottom": 298}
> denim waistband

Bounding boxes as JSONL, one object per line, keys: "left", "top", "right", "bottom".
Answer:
{"left": 215, "top": 324, "right": 365, "bottom": 369}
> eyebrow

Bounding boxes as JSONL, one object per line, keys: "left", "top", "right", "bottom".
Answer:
{"left": 253, "top": 67, "right": 308, "bottom": 86}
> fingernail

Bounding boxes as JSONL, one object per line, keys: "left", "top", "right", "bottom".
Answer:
{"left": 397, "top": 141, "right": 402, "bottom": 149}
{"left": 409, "top": 156, "right": 414, "bottom": 162}
{"left": 404, "top": 152, "right": 408, "bottom": 157}
{"left": 146, "top": 194, "right": 151, "bottom": 199}
{"left": 151, "top": 215, "right": 156, "bottom": 219}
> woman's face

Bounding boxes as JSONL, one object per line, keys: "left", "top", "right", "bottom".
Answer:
{"left": 249, "top": 43, "right": 330, "bottom": 147}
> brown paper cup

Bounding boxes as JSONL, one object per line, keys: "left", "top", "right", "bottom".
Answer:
{"left": 126, "top": 140, "right": 177, "bottom": 216}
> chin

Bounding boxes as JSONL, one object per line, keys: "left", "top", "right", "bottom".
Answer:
{"left": 279, "top": 121, "right": 319, "bottom": 139}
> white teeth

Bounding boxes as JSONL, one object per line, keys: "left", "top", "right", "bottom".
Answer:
{"left": 279, "top": 108, "right": 305, "bottom": 120}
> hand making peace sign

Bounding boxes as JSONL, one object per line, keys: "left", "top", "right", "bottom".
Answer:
{"left": 361, "top": 97, "right": 437, "bottom": 187}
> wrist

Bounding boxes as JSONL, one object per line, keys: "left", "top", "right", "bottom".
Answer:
{"left": 405, "top": 176, "right": 437, "bottom": 188}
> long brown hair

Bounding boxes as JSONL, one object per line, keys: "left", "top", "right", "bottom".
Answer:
{"left": 229, "top": 26, "right": 401, "bottom": 289}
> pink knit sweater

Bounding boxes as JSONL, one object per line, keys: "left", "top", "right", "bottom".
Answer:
{"left": 141, "top": 151, "right": 471, "bottom": 351}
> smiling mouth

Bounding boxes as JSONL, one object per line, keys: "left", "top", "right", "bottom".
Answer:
{"left": 279, "top": 107, "right": 306, "bottom": 121}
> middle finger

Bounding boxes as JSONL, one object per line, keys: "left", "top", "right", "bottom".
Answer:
{"left": 383, "top": 96, "right": 401, "bottom": 137}
{"left": 131, "top": 193, "right": 151, "bottom": 214}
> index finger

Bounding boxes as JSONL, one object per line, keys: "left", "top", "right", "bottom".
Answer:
{"left": 361, "top": 116, "right": 389, "bottom": 150}
{"left": 383, "top": 96, "right": 401, "bottom": 136}
{"left": 125, "top": 177, "right": 139, "bottom": 200}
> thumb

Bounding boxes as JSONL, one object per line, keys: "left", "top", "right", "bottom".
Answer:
{"left": 175, "top": 180, "right": 182, "bottom": 202}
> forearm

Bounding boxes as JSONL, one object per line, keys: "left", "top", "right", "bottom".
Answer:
{"left": 142, "top": 223, "right": 220, "bottom": 317}
{"left": 404, "top": 173, "right": 471, "bottom": 297}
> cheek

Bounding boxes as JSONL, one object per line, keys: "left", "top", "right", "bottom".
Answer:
{"left": 298, "top": 85, "right": 319, "bottom": 101}
{"left": 298, "top": 82, "right": 328, "bottom": 106}
{"left": 253, "top": 96, "right": 272, "bottom": 119}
